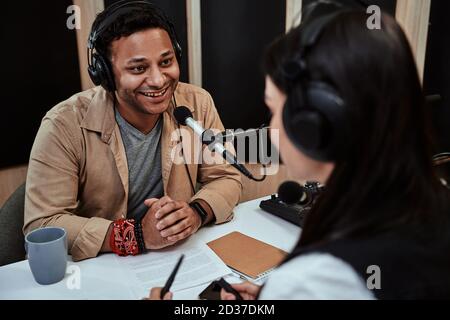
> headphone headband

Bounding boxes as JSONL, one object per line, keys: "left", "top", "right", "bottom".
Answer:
{"left": 88, "top": 1, "right": 176, "bottom": 49}
{"left": 281, "top": 1, "right": 350, "bottom": 162}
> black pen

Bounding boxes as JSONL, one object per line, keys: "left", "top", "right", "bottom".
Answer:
{"left": 217, "top": 278, "right": 243, "bottom": 300}
{"left": 160, "top": 254, "right": 185, "bottom": 299}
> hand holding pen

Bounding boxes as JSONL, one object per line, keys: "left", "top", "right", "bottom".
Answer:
{"left": 146, "top": 254, "right": 184, "bottom": 300}
{"left": 160, "top": 254, "right": 184, "bottom": 299}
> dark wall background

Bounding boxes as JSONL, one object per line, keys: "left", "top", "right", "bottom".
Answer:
{"left": 424, "top": 1, "right": 450, "bottom": 153}
{"left": 105, "top": 0, "right": 189, "bottom": 83}
{"left": 201, "top": 0, "right": 286, "bottom": 130}
{"left": 0, "top": 1, "right": 81, "bottom": 168}
{"left": 1, "top": 0, "right": 448, "bottom": 169}
{"left": 202, "top": 0, "right": 396, "bottom": 131}
{"left": 303, "top": 0, "right": 396, "bottom": 15}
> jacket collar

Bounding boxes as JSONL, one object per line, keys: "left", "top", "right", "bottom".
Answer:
{"left": 79, "top": 84, "right": 195, "bottom": 144}
{"left": 80, "top": 87, "right": 116, "bottom": 144}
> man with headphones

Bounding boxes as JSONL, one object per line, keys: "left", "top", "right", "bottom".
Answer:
{"left": 24, "top": 1, "right": 242, "bottom": 261}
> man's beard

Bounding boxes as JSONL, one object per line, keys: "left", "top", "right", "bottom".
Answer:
{"left": 124, "top": 93, "right": 155, "bottom": 115}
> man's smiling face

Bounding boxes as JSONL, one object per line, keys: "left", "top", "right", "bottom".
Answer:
{"left": 111, "top": 28, "right": 180, "bottom": 116}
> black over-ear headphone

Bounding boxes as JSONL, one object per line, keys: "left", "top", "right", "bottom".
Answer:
{"left": 87, "top": 0, "right": 182, "bottom": 92}
{"left": 282, "top": 1, "right": 350, "bottom": 162}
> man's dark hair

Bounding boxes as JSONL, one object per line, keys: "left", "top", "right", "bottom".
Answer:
{"left": 92, "top": 2, "right": 178, "bottom": 60}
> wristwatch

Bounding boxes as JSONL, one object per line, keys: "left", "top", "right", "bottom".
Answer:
{"left": 189, "top": 201, "right": 208, "bottom": 226}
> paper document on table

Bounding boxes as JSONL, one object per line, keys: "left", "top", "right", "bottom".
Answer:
{"left": 115, "top": 242, "right": 232, "bottom": 298}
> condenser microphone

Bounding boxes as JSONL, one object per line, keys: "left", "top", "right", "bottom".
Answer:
{"left": 173, "top": 106, "right": 204, "bottom": 136}
{"left": 173, "top": 106, "right": 264, "bottom": 181}
{"left": 278, "top": 181, "right": 307, "bottom": 205}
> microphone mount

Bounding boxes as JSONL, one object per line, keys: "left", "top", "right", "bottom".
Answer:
{"left": 174, "top": 106, "right": 266, "bottom": 182}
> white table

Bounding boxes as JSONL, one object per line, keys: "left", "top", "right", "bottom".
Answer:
{"left": 0, "top": 197, "right": 300, "bottom": 300}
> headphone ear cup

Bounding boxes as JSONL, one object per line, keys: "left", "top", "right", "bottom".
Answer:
{"left": 164, "top": 16, "right": 182, "bottom": 62}
{"left": 283, "top": 87, "right": 328, "bottom": 155}
{"left": 282, "top": 81, "right": 345, "bottom": 161}
{"left": 88, "top": 53, "right": 102, "bottom": 86}
{"left": 282, "top": 57, "right": 306, "bottom": 82}
{"left": 97, "top": 55, "right": 116, "bottom": 92}
{"left": 90, "top": 53, "right": 116, "bottom": 92}
{"left": 174, "top": 41, "right": 182, "bottom": 62}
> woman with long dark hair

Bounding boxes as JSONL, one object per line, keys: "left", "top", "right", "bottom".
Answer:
{"left": 220, "top": 8, "right": 450, "bottom": 300}
{"left": 148, "top": 4, "right": 450, "bottom": 300}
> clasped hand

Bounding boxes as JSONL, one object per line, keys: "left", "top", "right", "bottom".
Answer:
{"left": 141, "top": 196, "right": 202, "bottom": 249}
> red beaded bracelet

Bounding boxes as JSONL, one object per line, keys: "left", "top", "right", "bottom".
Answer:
{"left": 110, "top": 219, "right": 140, "bottom": 256}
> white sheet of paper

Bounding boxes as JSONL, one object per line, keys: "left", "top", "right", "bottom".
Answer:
{"left": 114, "top": 241, "right": 231, "bottom": 299}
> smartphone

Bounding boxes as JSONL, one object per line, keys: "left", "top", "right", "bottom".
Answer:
{"left": 198, "top": 280, "right": 222, "bottom": 300}
{"left": 198, "top": 278, "right": 243, "bottom": 300}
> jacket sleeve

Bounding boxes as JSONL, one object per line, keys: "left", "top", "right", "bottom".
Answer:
{"left": 24, "top": 112, "right": 111, "bottom": 261}
{"left": 189, "top": 92, "right": 243, "bottom": 224}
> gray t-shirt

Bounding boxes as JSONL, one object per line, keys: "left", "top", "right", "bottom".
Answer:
{"left": 115, "top": 109, "right": 164, "bottom": 220}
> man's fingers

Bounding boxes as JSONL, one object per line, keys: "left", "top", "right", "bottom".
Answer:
{"left": 166, "top": 226, "right": 193, "bottom": 242}
{"left": 155, "top": 201, "right": 183, "bottom": 219}
{"left": 157, "top": 196, "right": 174, "bottom": 208}
{"left": 144, "top": 196, "right": 174, "bottom": 212}
{"left": 156, "top": 209, "right": 185, "bottom": 230}
{"left": 159, "top": 215, "right": 190, "bottom": 237}
{"left": 144, "top": 198, "right": 159, "bottom": 208}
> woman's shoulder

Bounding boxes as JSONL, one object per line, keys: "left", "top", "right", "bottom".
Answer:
{"left": 259, "top": 252, "right": 375, "bottom": 300}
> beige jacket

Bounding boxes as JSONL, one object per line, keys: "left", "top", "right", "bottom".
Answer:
{"left": 24, "top": 83, "right": 242, "bottom": 261}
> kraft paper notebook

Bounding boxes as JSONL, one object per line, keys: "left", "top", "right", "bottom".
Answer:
{"left": 207, "top": 231, "right": 287, "bottom": 280}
